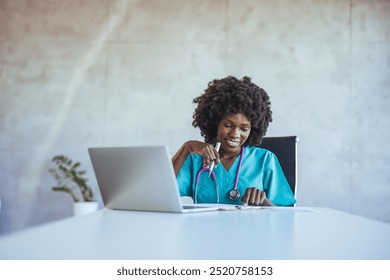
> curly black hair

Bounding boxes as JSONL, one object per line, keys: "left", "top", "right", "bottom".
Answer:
{"left": 192, "top": 76, "right": 273, "bottom": 146}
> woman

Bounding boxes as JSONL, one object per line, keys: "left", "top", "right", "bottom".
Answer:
{"left": 172, "top": 76, "right": 296, "bottom": 206}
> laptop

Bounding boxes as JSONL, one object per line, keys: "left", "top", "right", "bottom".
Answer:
{"left": 88, "top": 146, "right": 219, "bottom": 213}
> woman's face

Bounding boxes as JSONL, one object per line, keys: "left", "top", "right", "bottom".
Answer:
{"left": 216, "top": 113, "right": 251, "bottom": 155}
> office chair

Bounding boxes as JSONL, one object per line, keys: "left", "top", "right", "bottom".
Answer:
{"left": 259, "top": 136, "right": 299, "bottom": 199}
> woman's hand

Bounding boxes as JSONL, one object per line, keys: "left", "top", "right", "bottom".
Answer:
{"left": 241, "top": 187, "right": 274, "bottom": 206}
{"left": 185, "top": 141, "right": 220, "bottom": 168}
{"left": 172, "top": 140, "right": 220, "bottom": 176}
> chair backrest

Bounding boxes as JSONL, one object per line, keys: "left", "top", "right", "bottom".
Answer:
{"left": 258, "top": 136, "right": 298, "bottom": 198}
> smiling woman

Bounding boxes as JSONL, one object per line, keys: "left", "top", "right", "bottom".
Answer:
{"left": 172, "top": 76, "right": 296, "bottom": 207}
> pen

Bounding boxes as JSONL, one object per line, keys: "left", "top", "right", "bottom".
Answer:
{"left": 208, "top": 142, "right": 221, "bottom": 177}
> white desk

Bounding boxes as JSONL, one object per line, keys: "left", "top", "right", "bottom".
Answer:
{"left": 0, "top": 207, "right": 389, "bottom": 260}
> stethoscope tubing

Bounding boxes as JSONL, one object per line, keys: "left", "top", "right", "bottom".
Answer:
{"left": 195, "top": 167, "right": 219, "bottom": 203}
{"left": 194, "top": 146, "right": 245, "bottom": 203}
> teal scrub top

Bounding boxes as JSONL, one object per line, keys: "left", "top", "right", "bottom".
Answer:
{"left": 176, "top": 146, "right": 296, "bottom": 206}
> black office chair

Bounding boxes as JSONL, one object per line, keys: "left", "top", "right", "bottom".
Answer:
{"left": 259, "top": 136, "right": 298, "bottom": 199}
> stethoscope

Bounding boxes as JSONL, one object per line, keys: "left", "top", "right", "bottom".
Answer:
{"left": 194, "top": 146, "right": 245, "bottom": 203}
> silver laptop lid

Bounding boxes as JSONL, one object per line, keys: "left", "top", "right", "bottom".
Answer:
{"left": 88, "top": 146, "right": 184, "bottom": 212}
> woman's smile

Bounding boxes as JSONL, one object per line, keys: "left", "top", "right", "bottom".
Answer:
{"left": 226, "top": 139, "right": 241, "bottom": 147}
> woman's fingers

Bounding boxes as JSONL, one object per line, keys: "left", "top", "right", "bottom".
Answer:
{"left": 241, "top": 187, "right": 265, "bottom": 206}
{"left": 241, "top": 188, "right": 252, "bottom": 206}
{"left": 260, "top": 191, "right": 266, "bottom": 204}
{"left": 203, "top": 144, "right": 220, "bottom": 167}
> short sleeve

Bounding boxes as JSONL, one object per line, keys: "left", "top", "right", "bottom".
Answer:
{"left": 263, "top": 152, "right": 296, "bottom": 206}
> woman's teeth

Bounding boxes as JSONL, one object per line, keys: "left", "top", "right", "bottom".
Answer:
{"left": 227, "top": 140, "right": 240, "bottom": 146}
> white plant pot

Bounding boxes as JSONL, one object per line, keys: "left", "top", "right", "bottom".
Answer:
{"left": 73, "top": 201, "right": 98, "bottom": 216}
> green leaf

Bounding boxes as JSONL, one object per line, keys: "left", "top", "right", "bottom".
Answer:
{"left": 49, "top": 154, "right": 94, "bottom": 202}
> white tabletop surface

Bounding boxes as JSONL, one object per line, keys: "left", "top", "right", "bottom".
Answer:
{"left": 0, "top": 207, "right": 389, "bottom": 260}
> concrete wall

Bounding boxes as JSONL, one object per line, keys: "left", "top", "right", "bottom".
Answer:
{"left": 0, "top": 0, "right": 389, "bottom": 235}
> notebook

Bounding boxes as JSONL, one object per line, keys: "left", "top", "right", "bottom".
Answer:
{"left": 88, "top": 146, "right": 219, "bottom": 213}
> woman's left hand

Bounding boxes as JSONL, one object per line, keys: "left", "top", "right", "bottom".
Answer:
{"left": 241, "top": 187, "right": 274, "bottom": 206}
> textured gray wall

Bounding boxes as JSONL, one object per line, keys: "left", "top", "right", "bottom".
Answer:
{"left": 0, "top": 0, "right": 389, "bottom": 235}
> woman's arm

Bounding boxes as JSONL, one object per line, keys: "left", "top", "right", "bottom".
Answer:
{"left": 172, "top": 141, "right": 192, "bottom": 176}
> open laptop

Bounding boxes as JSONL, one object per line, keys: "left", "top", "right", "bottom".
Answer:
{"left": 88, "top": 146, "right": 219, "bottom": 213}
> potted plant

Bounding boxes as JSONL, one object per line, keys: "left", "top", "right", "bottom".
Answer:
{"left": 49, "top": 155, "right": 98, "bottom": 216}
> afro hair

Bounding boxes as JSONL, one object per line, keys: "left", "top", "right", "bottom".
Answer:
{"left": 192, "top": 75, "right": 273, "bottom": 146}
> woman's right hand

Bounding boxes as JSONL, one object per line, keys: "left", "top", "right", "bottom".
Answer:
{"left": 172, "top": 140, "right": 220, "bottom": 176}
{"left": 185, "top": 141, "right": 221, "bottom": 168}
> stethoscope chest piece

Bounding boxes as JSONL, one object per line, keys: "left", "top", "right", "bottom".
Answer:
{"left": 228, "top": 188, "right": 240, "bottom": 201}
